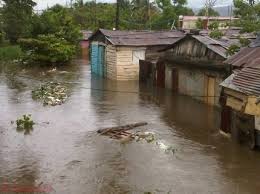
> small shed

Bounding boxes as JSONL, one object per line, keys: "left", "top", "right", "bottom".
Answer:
{"left": 88, "top": 29, "right": 184, "bottom": 80}
{"left": 80, "top": 30, "right": 92, "bottom": 60}
{"left": 159, "top": 34, "right": 232, "bottom": 106}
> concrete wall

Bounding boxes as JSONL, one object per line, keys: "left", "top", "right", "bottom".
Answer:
{"left": 165, "top": 65, "right": 225, "bottom": 106}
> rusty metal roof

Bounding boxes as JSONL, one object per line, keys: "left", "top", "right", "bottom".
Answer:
{"left": 192, "top": 35, "right": 229, "bottom": 58}
{"left": 232, "top": 67, "right": 260, "bottom": 96}
{"left": 90, "top": 29, "right": 185, "bottom": 46}
{"left": 225, "top": 47, "right": 260, "bottom": 68}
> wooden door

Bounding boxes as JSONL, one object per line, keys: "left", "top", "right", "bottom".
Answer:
{"left": 207, "top": 76, "right": 215, "bottom": 105}
{"left": 156, "top": 61, "right": 165, "bottom": 88}
{"left": 172, "top": 68, "right": 178, "bottom": 92}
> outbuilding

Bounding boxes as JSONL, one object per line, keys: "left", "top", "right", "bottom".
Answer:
{"left": 88, "top": 29, "right": 184, "bottom": 80}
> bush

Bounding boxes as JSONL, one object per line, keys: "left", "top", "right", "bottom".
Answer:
{"left": 209, "top": 30, "right": 223, "bottom": 39}
{"left": 208, "top": 21, "right": 219, "bottom": 30}
{"left": 19, "top": 35, "right": 76, "bottom": 65}
{"left": 239, "top": 37, "right": 250, "bottom": 47}
{"left": 196, "top": 18, "right": 204, "bottom": 29}
{"left": 226, "top": 44, "right": 241, "bottom": 56}
{"left": 0, "top": 45, "right": 22, "bottom": 61}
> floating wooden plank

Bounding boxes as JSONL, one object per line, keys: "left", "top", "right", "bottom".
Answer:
{"left": 97, "top": 122, "right": 148, "bottom": 135}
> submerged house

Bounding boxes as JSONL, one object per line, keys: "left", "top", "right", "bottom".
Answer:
{"left": 220, "top": 38, "right": 260, "bottom": 148}
{"left": 157, "top": 34, "right": 232, "bottom": 106}
{"left": 88, "top": 29, "right": 184, "bottom": 80}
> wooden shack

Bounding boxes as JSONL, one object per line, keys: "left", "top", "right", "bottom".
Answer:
{"left": 159, "top": 34, "right": 232, "bottom": 106}
{"left": 220, "top": 39, "right": 260, "bottom": 148}
{"left": 88, "top": 29, "right": 184, "bottom": 80}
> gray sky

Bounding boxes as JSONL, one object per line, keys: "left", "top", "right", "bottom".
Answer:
{"left": 34, "top": 0, "right": 233, "bottom": 10}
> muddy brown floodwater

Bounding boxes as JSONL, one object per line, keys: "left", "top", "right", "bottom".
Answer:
{"left": 1, "top": 60, "right": 260, "bottom": 194}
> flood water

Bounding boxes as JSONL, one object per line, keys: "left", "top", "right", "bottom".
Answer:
{"left": 1, "top": 60, "right": 260, "bottom": 194}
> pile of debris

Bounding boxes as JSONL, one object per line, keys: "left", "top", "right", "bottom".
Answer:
{"left": 97, "top": 122, "right": 176, "bottom": 154}
{"left": 32, "top": 82, "right": 68, "bottom": 106}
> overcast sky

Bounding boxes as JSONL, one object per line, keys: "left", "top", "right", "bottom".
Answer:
{"left": 34, "top": 0, "right": 233, "bottom": 10}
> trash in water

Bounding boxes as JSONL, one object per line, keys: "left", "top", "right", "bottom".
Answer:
{"left": 15, "top": 114, "right": 35, "bottom": 135}
{"left": 135, "top": 131, "right": 156, "bottom": 143}
{"left": 97, "top": 123, "right": 176, "bottom": 154}
{"left": 156, "top": 141, "right": 176, "bottom": 154}
{"left": 32, "top": 82, "right": 68, "bottom": 106}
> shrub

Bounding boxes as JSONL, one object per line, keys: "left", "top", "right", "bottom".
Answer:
{"left": 0, "top": 45, "right": 22, "bottom": 61}
{"left": 19, "top": 35, "right": 75, "bottom": 65}
{"left": 208, "top": 21, "right": 219, "bottom": 30}
{"left": 239, "top": 37, "right": 250, "bottom": 47}
{"left": 226, "top": 44, "right": 241, "bottom": 56}
{"left": 209, "top": 30, "right": 223, "bottom": 39}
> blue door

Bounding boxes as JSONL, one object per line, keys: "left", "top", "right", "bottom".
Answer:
{"left": 91, "top": 44, "right": 99, "bottom": 75}
{"left": 98, "top": 45, "right": 105, "bottom": 77}
{"left": 90, "top": 43, "right": 105, "bottom": 77}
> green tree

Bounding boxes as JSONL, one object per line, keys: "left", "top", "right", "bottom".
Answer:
{"left": 197, "top": 7, "right": 219, "bottom": 16}
{"left": 233, "top": 0, "right": 260, "bottom": 32}
{"left": 2, "top": 0, "right": 36, "bottom": 43}
{"left": 152, "top": 0, "right": 194, "bottom": 30}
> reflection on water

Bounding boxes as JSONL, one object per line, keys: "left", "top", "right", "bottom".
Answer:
{"left": 1, "top": 60, "right": 260, "bottom": 194}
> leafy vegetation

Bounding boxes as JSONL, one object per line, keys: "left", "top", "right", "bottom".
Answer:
{"left": 208, "top": 21, "right": 219, "bottom": 30}
{"left": 0, "top": 45, "right": 22, "bottom": 61}
{"left": 196, "top": 18, "right": 204, "bottom": 29}
{"left": 226, "top": 44, "right": 241, "bottom": 56}
{"left": 19, "top": 35, "right": 76, "bottom": 64}
{"left": 209, "top": 30, "right": 223, "bottom": 39}
{"left": 32, "top": 82, "right": 68, "bottom": 106}
{"left": 2, "top": 0, "right": 36, "bottom": 43}
{"left": 233, "top": 0, "right": 260, "bottom": 32}
{"left": 16, "top": 114, "right": 35, "bottom": 135}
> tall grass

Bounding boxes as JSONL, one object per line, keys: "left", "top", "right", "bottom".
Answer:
{"left": 0, "top": 45, "right": 22, "bottom": 61}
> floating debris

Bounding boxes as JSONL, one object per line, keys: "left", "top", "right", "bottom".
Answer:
{"left": 135, "top": 132, "right": 156, "bottom": 143}
{"left": 32, "top": 82, "right": 68, "bottom": 106}
{"left": 15, "top": 114, "right": 35, "bottom": 135}
{"left": 97, "top": 123, "right": 176, "bottom": 154}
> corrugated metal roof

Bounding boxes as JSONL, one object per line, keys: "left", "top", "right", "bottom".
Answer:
{"left": 225, "top": 47, "right": 260, "bottom": 68}
{"left": 232, "top": 67, "right": 260, "bottom": 96}
{"left": 192, "top": 35, "right": 229, "bottom": 58}
{"left": 90, "top": 29, "right": 185, "bottom": 46}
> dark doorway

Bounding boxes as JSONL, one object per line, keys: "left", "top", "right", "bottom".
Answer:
{"left": 139, "top": 60, "right": 152, "bottom": 82}
{"left": 220, "top": 106, "right": 232, "bottom": 133}
{"left": 156, "top": 61, "right": 165, "bottom": 88}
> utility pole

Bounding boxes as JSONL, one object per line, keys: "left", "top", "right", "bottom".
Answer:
{"left": 115, "top": 0, "right": 120, "bottom": 30}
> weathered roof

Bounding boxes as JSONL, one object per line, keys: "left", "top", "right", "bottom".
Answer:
{"left": 231, "top": 67, "right": 260, "bottom": 96}
{"left": 225, "top": 36, "right": 260, "bottom": 68}
{"left": 89, "top": 29, "right": 185, "bottom": 46}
